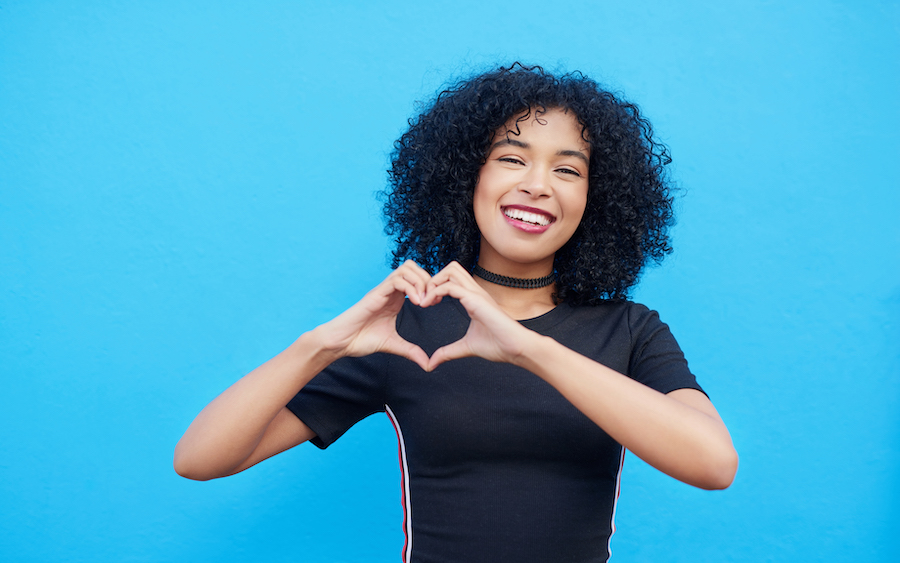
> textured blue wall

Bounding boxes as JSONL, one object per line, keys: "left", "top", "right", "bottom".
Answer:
{"left": 1, "top": 1, "right": 898, "bottom": 561}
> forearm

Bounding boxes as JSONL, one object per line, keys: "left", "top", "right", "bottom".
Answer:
{"left": 174, "top": 263, "right": 436, "bottom": 481}
{"left": 173, "top": 328, "right": 337, "bottom": 480}
{"left": 516, "top": 332, "right": 737, "bottom": 490}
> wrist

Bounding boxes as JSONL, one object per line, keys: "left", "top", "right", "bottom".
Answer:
{"left": 289, "top": 325, "right": 344, "bottom": 370}
{"left": 509, "top": 329, "right": 552, "bottom": 370}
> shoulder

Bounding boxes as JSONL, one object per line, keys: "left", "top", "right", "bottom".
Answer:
{"left": 548, "top": 300, "right": 700, "bottom": 392}
{"left": 527, "top": 299, "right": 646, "bottom": 346}
{"left": 560, "top": 299, "right": 658, "bottom": 328}
{"left": 554, "top": 300, "right": 677, "bottom": 350}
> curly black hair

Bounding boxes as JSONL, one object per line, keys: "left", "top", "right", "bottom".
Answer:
{"left": 382, "top": 63, "right": 675, "bottom": 304}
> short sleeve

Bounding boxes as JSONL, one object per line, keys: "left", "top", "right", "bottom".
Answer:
{"left": 286, "top": 352, "right": 388, "bottom": 449}
{"left": 627, "top": 304, "right": 706, "bottom": 396}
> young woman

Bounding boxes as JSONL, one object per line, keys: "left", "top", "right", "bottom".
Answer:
{"left": 175, "top": 64, "right": 737, "bottom": 562}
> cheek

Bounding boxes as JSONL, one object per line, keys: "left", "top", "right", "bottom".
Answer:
{"left": 471, "top": 189, "right": 488, "bottom": 239}
{"left": 576, "top": 197, "right": 588, "bottom": 223}
{"left": 472, "top": 182, "right": 485, "bottom": 219}
{"left": 471, "top": 174, "right": 495, "bottom": 223}
{"left": 567, "top": 187, "right": 589, "bottom": 223}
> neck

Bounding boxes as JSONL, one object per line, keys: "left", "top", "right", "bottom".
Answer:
{"left": 472, "top": 264, "right": 555, "bottom": 289}
{"left": 472, "top": 263, "right": 557, "bottom": 320}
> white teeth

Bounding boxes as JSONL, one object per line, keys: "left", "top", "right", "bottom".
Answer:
{"left": 504, "top": 208, "right": 552, "bottom": 226}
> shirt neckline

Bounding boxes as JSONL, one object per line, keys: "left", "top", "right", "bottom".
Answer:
{"left": 518, "top": 301, "right": 575, "bottom": 332}
{"left": 447, "top": 297, "right": 575, "bottom": 334}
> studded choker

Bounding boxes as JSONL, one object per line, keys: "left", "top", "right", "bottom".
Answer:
{"left": 472, "top": 264, "right": 556, "bottom": 289}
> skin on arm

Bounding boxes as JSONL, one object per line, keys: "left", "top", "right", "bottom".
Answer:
{"left": 174, "top": 261, "right": 433, "bottom": 481}
{"left": 173, "top": 335, "right": 331, "bottom": 481}
{"left": 224, "top": 408, "right": 317, "bottom": 476}
{"left": 518, "top": 343, "right": 737, "bottom": 490}
{"left": 424, "top": 262, "right": 738, "bottom": 490}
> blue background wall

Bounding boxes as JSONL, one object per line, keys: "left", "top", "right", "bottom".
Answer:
{"left": 2, "top": 1, "right": 898, "bottom": 561}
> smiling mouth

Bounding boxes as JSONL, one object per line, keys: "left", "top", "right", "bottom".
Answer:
{"left": 503, "top": 207, "right": 554, "bottom": 226}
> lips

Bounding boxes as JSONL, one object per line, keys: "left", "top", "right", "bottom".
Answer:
{"left": 502, "top": 205, "right": 555, "bottom": 233}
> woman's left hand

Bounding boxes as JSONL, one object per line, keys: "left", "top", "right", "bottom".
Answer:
{"left": 421, "top": 262, "right": 533, "bottom": 370}
{"left": 420, "top": 263, "right": 738, "bottom": 490}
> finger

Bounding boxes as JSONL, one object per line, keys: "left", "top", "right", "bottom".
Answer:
{"left": 427, "top": 339, "right": 473, "bottom": 371}
{"left": 382, "top": 335, "right": 432, "bottom": 371}
{"left": 397, "top": 260, "right": 432, "bottom": 282}
{"left": 424, "top": 267, "right": 481, "bottom": 306}
{"left": 425, "top": 277, "right": 473, "bottom": 304}
{"left": 393, "top": 275, "right": 425, "bottom": 306}
{"left": 372, "top": 263, "right": 422, "bottom": 295}
{"left": 396, "top": 261, "right": 432, "bottom": 304}
{"left": 390, "top": 270, "right": 432, "bottom": 306}
{"left": 429, "top": 261, "right": 476, "bottom": 288}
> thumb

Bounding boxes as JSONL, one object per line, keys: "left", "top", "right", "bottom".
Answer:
{"left": 383, "top": 335, "right": 432, "bottom": 372}
{"left": 426, "top": 339, "right": 472, "bottom": 371}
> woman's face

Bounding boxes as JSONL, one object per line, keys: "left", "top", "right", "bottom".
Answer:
{"left": 473, "top": 108, "right": 590, "bottom": 275}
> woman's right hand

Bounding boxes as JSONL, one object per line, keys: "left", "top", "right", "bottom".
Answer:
{"left": 314, "top": 260, "right": 432, "bottom": 370}
{"left": 175, "top": 261, "right": 433, "bottom": 480}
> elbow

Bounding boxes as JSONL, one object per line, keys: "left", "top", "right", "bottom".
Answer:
{"left": 173, "top": 458, "right": 203, "bottom": 481}
{"left": 173, "top": 453, "right": 200, "bottom": 481}
{"left": 173, "top": 443, "right": 216, "bottom": 481}
{"left": 697, "top": 447, "right": 739, "bottom": 490}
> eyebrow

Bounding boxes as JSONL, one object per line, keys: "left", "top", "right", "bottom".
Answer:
{"left": 490, "top": 139, "right": 590, "bottom": 165}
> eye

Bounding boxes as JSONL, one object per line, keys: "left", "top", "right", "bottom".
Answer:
{"left": 498, "top": 157, "right": 525, "bottom": 166}
{"left": 556, "top": 167, "right": 582, "bottom": 177}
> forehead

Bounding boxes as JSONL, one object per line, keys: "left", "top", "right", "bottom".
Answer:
{"left": 492, "top": 108, "right": 590, "bottom": 151}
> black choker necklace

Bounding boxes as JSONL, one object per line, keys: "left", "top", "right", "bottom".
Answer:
{"left": 472, "top": 264, "right": 556, "bottom": 289}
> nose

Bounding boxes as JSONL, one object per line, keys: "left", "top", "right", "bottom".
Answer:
{"left": 518, "top": 165, "right": 551, "bottom": 198}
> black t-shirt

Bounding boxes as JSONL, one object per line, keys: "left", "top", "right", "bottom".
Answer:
{"left": 288, "top": 298, "right": 703, "bottom": 563}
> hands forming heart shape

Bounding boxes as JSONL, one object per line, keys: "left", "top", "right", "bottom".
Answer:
{"left": 317, "top": 261, "right": 532, "bottom": 372}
